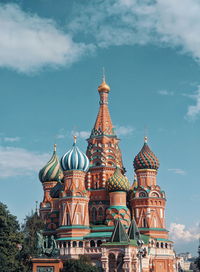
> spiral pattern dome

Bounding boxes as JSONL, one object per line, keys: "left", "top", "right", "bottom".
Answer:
{"left": 134, "top": 137, "right": 159, "bottom": 171}
{"left": 61, "top": 137, "right": 89, "bottom": 172}
{"left": 106, "top": 167, "right": 130, "bottom": 192}
{"left": 39, "top": 144, "right": 63, "bottom": 183}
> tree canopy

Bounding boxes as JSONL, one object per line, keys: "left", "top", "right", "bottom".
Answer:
{"left": 0, "top": 202, "right": 24, "bottom": 272}
{"left": 20, "top": 210, "right": 45, "bottom": 271}
{"left": 61, "top": 255, "right": 100, "bottom": 272}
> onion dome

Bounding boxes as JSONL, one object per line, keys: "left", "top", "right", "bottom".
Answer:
{"left": 98, "top": 80, "right": 110, "bottom": 93}
{"left": 106, "top": 167, "right": 130, "bottom": 192}
{"left": 134, "top": 137, "right": 159, "bottom": 171}
{"left": 98, "top": 71, "right": 110, "bottom": 93}
{"left": 61, "top": 136, "right": 89, "bottom": 172}
{"left": 39, "top": 144, "right": 63, "bottom": 183}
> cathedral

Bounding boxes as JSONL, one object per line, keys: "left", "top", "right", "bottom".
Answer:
{"left": 37, "top": 77, "right": 176, "bottom": 271}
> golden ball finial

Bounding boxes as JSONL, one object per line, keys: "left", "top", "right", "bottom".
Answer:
{"left": 73, "top": 135, "right": 77, "bottom": 144}
{"left": 144, "top": 136, "right": 148, "bottom": 143}
{"left": 98, "top": 68, "right": 110, "bottom": 92}
{"left": 98, "top": 80, "right": 110, "bottom": 92}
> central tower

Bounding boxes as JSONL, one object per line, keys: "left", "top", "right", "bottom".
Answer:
{"left": 86, "top": 77, "right": 124, "bottom": 224}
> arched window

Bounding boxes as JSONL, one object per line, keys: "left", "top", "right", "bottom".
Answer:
{"left": 161, "top": 242, "right": 164, "bottom": 248}
{"left": 98, "top": 207, "right": 104, "bottom": 217}
{"left": 156, "top": 242, "right": 159, "bottom": 248}
{"left": 73, "top": 241, "right": 77, "bottom": 247}
{"left": 67, "top": 241, "right": 71, "bottom": 247}
{"left": 165, "top": 243, "right": 168, "bottom": 248}
{"left": 79, "top": 241, "right": 83, "bottom": 248}
{"left": 66, "top": 213, "right": 70, "bottom": 225}
{"left": 90, "top": 240, "right": 95, "bottom": 247}
{"left": 92, "top": 207, "right": 97, "bottom": 223}
{"left": 76, "top": 213, "right": 81, "bottom": 225}
{"left": 143, "top": 218, "right": 147, "bottom": 228}
{"left": 153, "top": 217, "right": 157, "bottom": 228}
{"left": 97, "top": 240, "right": 102, "bottom": 247}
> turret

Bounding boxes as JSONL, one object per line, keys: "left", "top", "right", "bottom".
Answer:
{"left": 39, "top": 144, "right": 63, "bottom": 216}
{"left": 131, "top": 137, "right": 168, "bottom": 239}
{"left": 57, "top": 137, "right": 90, "bottom": 239}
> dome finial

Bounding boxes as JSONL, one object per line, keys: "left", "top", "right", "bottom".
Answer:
{"left": 54, "top": 143, "right": 57, "bottom": 152}
{"left": 144, "top": 136, "right": 148, "bottom": 143}
{"left": 102, "top": 67, "right": 106, "bottom": 82}
{"left": 98, "top": 68, "right": 110, "bottom": 93}
{"left": 73, "top": 135, "right": 77, "bottom": 144}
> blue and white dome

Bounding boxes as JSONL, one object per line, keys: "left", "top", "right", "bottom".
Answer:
{"left": 61, "top": 137, "right": 89, "bottom": 172}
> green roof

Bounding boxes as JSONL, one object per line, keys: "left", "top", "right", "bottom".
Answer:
{"left": 57, "top": 237, "right": 83, "bottom": 241}
{"left": 58, "top": 225, "right": 90, "bottom": 229}
{"left": 139, "top": 227, "right": 169, "bottom": 232}
{"left": 156, "top": 238, "right": 173, "bottom": 242}
{"left": 128, "top": 219, "right": 140, "bottom": 240}
{"left": 110, "top": 220, "right": 129, "bottom": 243}
{"left": 85, "top": 232, "right": 112, "bottom": 238}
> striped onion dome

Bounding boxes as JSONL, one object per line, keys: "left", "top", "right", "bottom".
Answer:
{"left": 134, "top": 137, "right": 159, "bottom": 171}
{"left": 106, "top": 167, "right": 130, "bottom": 192}
{"left": 61, "top": 136, "right": 89, "bottom": 172}
{"left": 39, "top": 144, "right": 63, "bottom": 183}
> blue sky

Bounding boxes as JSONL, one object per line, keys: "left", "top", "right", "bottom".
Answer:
{"left": 0, "top": 0, "right": 199, "bottom": 255}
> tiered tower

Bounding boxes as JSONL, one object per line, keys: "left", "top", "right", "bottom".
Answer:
{"left": 39, "top": 144, "right": 63, "bottom": 223}
{"left": 86, "top": 77, "right": 124, "bottom": 224}
{"left": 105, "top": 166, "right": 131, "bottom": 227}
{"left": 130, "top": 137, "right": 168, "bottom": 239}
{"left": 57, "top": 137, "right": 90, "bottom": 239}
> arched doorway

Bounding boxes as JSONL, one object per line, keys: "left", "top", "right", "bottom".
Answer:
{"left": 108, "top": 253, "right": 116, "bottom": 272}
{"left": 117, "top": 253, "right": 124, "bottom": 272}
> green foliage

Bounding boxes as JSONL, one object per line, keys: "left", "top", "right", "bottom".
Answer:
{"left": 20, "top": 210, "right": 45, "bottom": 271}
{"left": 0, "top": 202, "right": 24, "bottom": 272}
{"left": 61, "top": 255, "right": 99, "bottom": 272}
{"left": 195, "top": 255, "right": 200, "bottom": 270}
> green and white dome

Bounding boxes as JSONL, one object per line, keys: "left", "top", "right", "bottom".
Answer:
{"left": 39, "top": 144, "right": 63, "bottom": 183}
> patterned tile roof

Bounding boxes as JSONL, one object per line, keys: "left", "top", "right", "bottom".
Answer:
{"left": 134, "top": 138, "right": 159, "bottom": 171}
{"left": 106, "top": 167, "right": 130, "bottom": 192}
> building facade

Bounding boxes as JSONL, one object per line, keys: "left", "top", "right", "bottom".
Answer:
{"left": 38, "top": 78, "right": 176, "bottom": 271}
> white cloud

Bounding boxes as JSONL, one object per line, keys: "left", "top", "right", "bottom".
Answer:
{"left": 169, "top": 222, "right": 200, "bottom": 242}
{"left": 114, "top": 125, "right": 134, "bottom": 136}
{"left": 71, "top": 130, "right": 90, "bottom": 139}
{"left": 69, "top": 0, "right": 200, "bottom": 63}
{"left": 0, "top": 146, "right": 50, "bottom": 178}
{"left": 0, "top": 3, "right": 94, "bottom": 73}
{"left": 168, "top": 168, "right": 186, "bottom": 175}
{"left": 3, "top": 137, "right": 20, "bottom": 142}
{"left": 186, "top": 85, "right": 200, "bottom": 120}
{"left": 55, "top": 134, "right": 65, "bottom": 139}
{"left": 158, "top": 90, "right": 174, "bottom": 96}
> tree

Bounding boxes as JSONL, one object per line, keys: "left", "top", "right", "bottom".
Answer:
{"left": 0, "top": 202, "right": 24, "bottom": 272}
{"left": 20, "top": 210, "right": 45, "bottom": 271}
{"left": 61, "top": 255, "right": 100, "bottom": 272}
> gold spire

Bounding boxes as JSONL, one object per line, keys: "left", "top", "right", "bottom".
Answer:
{"left": 144, "top": 136, "right": 148, "bottom": 143}
{"left": 54, "top": 144, "right": 57, "bottom": 152}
